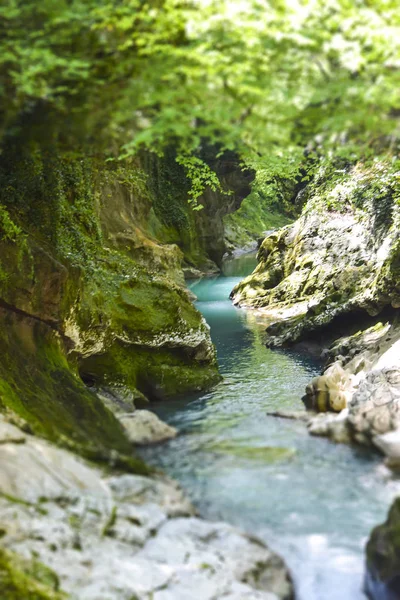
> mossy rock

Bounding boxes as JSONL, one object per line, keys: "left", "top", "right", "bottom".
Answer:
{"left": 366, "top": 498, "right": 400, "bottom": 599}
{"left": 0, "top": 310, "right": 148, "bottom": 473}
{"left": 80, "top": 341, "right": 220, "bottom": 402}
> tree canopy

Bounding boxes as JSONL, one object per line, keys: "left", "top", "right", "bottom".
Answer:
{"left": 1, "top": 0, "right": 399, "bottom": 181}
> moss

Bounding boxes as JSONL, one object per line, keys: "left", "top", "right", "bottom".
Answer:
{"left": 143, "top": 148, "right": 191, "bottom": 232}
{"left": 0, "top": 548, "right": 67, "bottom": 600}
{"left": 80, "top": 340, "right": 220, "bottom": 402}
{"left": 0, "top": 311, "right": 148, "bottom": 473}
{"left": 206, "top": 440, "right": 296, "bottom": 462}
{"left": 0, "top": 141, "right": 219, "bottom": 470}
{"left": 101, "top": 505, "right": 118, "bottom": 537}
{"left": 0, "top": 493, "right": 48, "bottom": 516}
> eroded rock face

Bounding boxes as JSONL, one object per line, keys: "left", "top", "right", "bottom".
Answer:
{"left": 0, "top": 151, "right": 220, "bottom": 458}
{"left": 231, "top": 160, "right": 400, "bottom": 455}
{"left": 365, "top": 498, "right": 400, "bottom": 600}
{"left": 231, "top": 162, "right": 400, "bottom": 348}
{"left": 0, "top": 419, "right": 294, "bottom": 600}
{"left": 305, "top": 322, "right": 400, "bottom": 454}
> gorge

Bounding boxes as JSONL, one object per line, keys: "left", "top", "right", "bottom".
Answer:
{"left": 1, "top": 2, "right": 400, "bottom": 599}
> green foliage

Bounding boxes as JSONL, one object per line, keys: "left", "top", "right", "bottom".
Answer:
{"left": 0, "top": 142, "right": 102, "bottom": 268}
{"left": 176, "top": 153, "right": 229, "bottom": 209}
{"left": 0, "top": 206, "right": 23, "bottom": 242}
{"left": 1, "top": 0, "right": 399, "bottom": 184}
{"left": 143, "top": 148, "right": 191, "bottom": 230}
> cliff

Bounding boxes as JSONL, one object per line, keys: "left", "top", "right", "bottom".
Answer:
{"left": 231, "top": 158, "right": 400, "bottom": 452}
{"left": 0, "top": 142, "right": 224, "bottom": 464}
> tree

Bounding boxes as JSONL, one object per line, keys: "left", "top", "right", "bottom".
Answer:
{"left": 0, "top": 0, "right": 399, "bottom": 180}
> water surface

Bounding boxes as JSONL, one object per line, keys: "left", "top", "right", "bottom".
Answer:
{"left": 141, "top": 253, "right": 400, "bottom": 600}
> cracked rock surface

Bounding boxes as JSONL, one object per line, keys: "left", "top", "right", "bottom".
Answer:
{"left": 0, "top": 417, "right": 293, "bottom": 600}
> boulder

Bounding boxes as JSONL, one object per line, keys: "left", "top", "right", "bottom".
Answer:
{"left": 303, "top": 363, "right": 353, "bottom": 412}
{"left": 118, "top": 410, "right": 178, "bottom": 445}
{"left": 373, "top": 429, "right": 400, "bottom": 469}
{"left": 365, "top": 498, "right": 400, "bottom": 600}
{"left": 347, "top": 368, "right": 400, "bottom": 445}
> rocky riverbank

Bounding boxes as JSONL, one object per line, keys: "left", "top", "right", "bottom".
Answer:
{"left": 0, "top": 415, "right": 294, "bottom": 600}
{"left": 231, "top": 159, "right": 400, "bottom": 461}
{"left": 230, "top": 157, "right": 400, "bottom": 598}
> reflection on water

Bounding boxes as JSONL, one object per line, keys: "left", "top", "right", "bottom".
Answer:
{"left": 140, "top": 252, "right": 400, "bottom": 600}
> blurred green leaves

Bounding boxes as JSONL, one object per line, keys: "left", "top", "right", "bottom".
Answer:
{"left": 0, "top": 0, "right": 399, "bottom": 178}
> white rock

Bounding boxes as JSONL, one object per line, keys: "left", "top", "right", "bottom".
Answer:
{"left": 373, "top": 429, "right": 400, "bottom": 460}
{"left": 0, "top": 427, "right": 293, "bottom": 600}
{"left": 0, "top": 436, "right": 109, "bottom": 503}
{"left": 118, "top": 410, "right": 177, "bottom": 445}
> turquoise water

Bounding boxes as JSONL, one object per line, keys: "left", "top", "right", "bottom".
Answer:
{"left": 140, "top": 254, "right": 400, "bottom": 600}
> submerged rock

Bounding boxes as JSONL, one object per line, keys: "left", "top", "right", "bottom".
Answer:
{"left": 207, "top": 440, "right": 296, "bottom": 463}
{"left": 365, "top": 498, "right": 400, "bottom": 600}
{"left": 0, "top": 420, "right": 294, "bottom": 600}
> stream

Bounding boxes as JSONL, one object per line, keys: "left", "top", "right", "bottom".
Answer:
{"left": 140, "top": 253, "right": 400, "bottom": 600}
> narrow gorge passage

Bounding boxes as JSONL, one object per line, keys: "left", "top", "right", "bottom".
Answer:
{"left": 140, "top": 253, "right": 400, "bottom": 600}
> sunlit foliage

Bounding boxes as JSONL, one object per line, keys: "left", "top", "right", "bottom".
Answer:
{"left": 1, "top": 0, "right": 399, "bottom": 183}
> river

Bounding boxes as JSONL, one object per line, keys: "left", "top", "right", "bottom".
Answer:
{"left": 140, "top": 253, "right": 400, "bottom": 600}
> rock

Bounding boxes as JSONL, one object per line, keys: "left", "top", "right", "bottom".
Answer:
{"left": 231, "top": 161, "right": 400, "bottom": 349}
{"left": 266, "top": 410, "right": 313, "bottom": 422}
{"left": 347, "top": 368, "right": 400, "bottom": 444}
{"left": 365, "top": 497, "right": 400, "bottom": 600}
{"left": 183, "top": 266, "right": 205, "bottom": 279}
{"left": 107, "top": 472, "right": 195, "bottom": 518}
{"left": 307, "top": 410, "right": 352, "bottom": 444}
{"left": 0, "top": 421, "right": 110, "bottom": 503}
{"left": 0, "top": 426, "right": 294, "bottom": 600}
{"left": 303, "top": 362, "right": 353, "bottom": 412}
{"left": 0, "top": 419, "right": 26, "bottom": 444}
{"left": 373, "top": 430, "right": 400, "bottom": 469}
{"left": 118, "top": 410, "right": 177, "bottom": 445}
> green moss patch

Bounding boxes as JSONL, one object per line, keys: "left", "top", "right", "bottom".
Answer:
{"left": 206, "top": 440, "right": 296, "bottom": 463}
{"left": 0, "top": 311, "right": 148, "bottom": 473}
{"left": 0, "top": 548, "right": 67, "bottom": 600}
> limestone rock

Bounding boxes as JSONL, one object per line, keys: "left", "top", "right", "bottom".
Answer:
{"left": 0, "top": 419, "right": 110, "bottom": 503}
{"left": 307, "top": 410, "right": 352, "bottom": 444}
{"left": 347, "top": 368, "right": 400, "bottom": 444}
{"left": 0, "top": 419, "right": 26, "bottom": 444}
{"left": 373, "top": 429, "right": 400, "bottom": 468}
{"left": 118, "top": 410, "right": 177, "bottom": 445}
{"left": 231, "top": 162, "right": 400, "bottom": 348}
{"left": 304, "top": 363, "right": 353, "bottom": 412}
{"left": 0, "top": 425, "right": 294, "bottom": 600}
